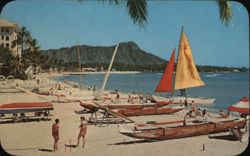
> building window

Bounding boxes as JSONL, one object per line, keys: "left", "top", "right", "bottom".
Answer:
{"left": 6, "top": 36, "right": 9, "bottom": 41}
{"left": 1, "top": 43, "right": 4, "bottom": 47}
{"left": 1, "top": 28, "right": 4, "bottom": 33}
{"left": 6, "top": 43, "right": 9, "bottom": 48}
{"left": 6, "top": 28, "right": 9, "bottom": 33}
{"left": 1, "top": 35, "right": 4, "bottom": 40}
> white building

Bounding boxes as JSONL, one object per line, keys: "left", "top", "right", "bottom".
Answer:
{"left": 0, "top": 19, "right": 21, "bottom": 57}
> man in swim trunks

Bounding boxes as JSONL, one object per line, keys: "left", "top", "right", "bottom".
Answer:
{"left": 52, "top": 119, "right": 59, "bottom": 151}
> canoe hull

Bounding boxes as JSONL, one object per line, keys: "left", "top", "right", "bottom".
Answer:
{"left": 120, "top": 119, "right": 246, "bottom": 140}
{"left": 116, "top": 106, "right": 184, "bottom": 117}
{"left": 152, "top": 95, "right": 215, "bottom": 105}
{"left": 79, "top": 101, "right": 170, "bottom": 111}
{"left": 0, "top": 102, "right": 53, "bottom": 114}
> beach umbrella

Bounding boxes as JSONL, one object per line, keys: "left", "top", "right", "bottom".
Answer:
{"left": 227, "top": 97, "right": 249, "bottom": 114}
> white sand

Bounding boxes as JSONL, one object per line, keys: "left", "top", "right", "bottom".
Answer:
{"left": 0, "top": 73, "right": 248, "bottom": 156}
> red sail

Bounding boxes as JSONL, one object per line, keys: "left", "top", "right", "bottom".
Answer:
{"left": 155, "top": 49, "right": 175, "bottom": 92}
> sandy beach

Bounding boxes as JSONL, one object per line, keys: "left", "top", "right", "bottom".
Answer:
{"left": 0, "top": 73, "right": 248, "bottom": 156}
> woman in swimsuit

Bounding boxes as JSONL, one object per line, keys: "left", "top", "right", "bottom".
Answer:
{"left": 77, "top": 116, "right": 87, "bottom": 148}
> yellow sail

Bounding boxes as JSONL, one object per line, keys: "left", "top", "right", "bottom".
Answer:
{"left": 174, "top": 30, "right": 205, "bottom": 90}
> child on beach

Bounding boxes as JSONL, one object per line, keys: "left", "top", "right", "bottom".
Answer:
{"left": 52, "top": 119, "right": 60, "bottom": 151}
{"left": 77, "top": 116, "right": 88, "bottom": 148}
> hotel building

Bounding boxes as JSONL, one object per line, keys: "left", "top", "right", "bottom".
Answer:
{"left": 0, "top": 19, "right": 21, "bottom": 57}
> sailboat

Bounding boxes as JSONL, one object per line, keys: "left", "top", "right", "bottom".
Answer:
{"left": 152, "top": 27, "right": 215, "bottom": 105}
{"left": 118, "top": 28, "right": 246, "bottom": 140}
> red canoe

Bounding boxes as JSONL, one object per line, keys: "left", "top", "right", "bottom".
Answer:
{"left": 115, "top": 106, "right": 184, "bottom": 117}
{"left": 79, "top": 100, "right": 171, "bottom": 112}
{"left": 0, "top": 102, "right": 54, "bottom": 114}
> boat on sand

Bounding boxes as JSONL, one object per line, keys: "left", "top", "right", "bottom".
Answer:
{"left": 0, "top": 102, "right": 53, "bottom": 114}
{"left": 115, "top": 105, "right": 184, "bottom": 117}
{"left": 119, "top": 117, "right": 246, "bottom": 140}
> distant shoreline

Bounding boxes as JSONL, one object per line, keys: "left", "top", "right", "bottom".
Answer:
{"left": 45, "top": 70, "right": 248, "bottom": 77}
{"left": 59, "top": 71, "right": 141, "bottom": 76}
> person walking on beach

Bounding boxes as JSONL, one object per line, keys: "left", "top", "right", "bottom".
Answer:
{"left": 77, "top": 116, "right": 88, "bottom": 148}
{"left": 52, "top": 119, "right": 60, "bottom": 151}
{"left": 184, "top": 97, "right": 188, "bottom": 108}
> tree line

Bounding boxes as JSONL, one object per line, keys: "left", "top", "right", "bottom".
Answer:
{"left": 60, "top": 61, "right": 248, "bottom": 73}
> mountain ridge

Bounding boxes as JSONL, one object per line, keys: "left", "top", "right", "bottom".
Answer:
{"left": 41, "top": 41, "right": 166, "bottom": 65}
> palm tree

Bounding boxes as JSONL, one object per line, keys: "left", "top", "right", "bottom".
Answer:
{"left": 108, "top": 0, "right": 232, "bottom": 27}
{"left": 12, "top": 27, "right": 43, "bottom": 74}
{"left": 108, "top": 0, "right": 147, "bottom": 28}
{"left": 0, "top": 47, "right": 13, "bottom": 67}
{"left": 217, "top": 0, "right": 232, "bottom": 26}
{"left": 0, "top": 0, "right": 237, "bottom": 27}
{"left": 12, "top": 26, "right": 32, "bottom": 57}
{"left": 10, "top": 55, "right": 25, "bottom": 77}
{"left": 0, "top": 47, "right": 14, "bottom": 75}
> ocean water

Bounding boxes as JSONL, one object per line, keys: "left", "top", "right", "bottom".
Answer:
{"left": 53, "top": 72, "right": 249, "bottom": 110}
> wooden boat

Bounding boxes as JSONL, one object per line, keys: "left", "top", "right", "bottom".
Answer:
{"left": 115, "top": 105, "right": 184, "bottom": 117}
{"left": 79, "top": 100, "right": 171, "bottom": 112}
{"left": 0, "top": 102, "right": 53, "bottom": 114}
{"left": 152, "top": 95, "right": 215, "bottom": 105}
{"left": 153, "top": 27, "right": 215, "bottom": 105}
{"left": 119, "top": 118, "right": 246, "bottom": 140}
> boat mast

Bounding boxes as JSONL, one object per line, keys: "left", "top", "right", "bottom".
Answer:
{"left": 172, "top": 26, "right": 184, "bottom": 97}
{"left": 77, "top": 42, "right": 83, "bottom": 89}
{"left": 101, "top": 44, "right": 119, "bottom": 91}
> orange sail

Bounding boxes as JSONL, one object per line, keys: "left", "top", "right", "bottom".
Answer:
{"left": 174, "top": 30, "right": 205, "bottom": 90}
{"left": 155, "top": 49, "right": 175, "bottom": 92}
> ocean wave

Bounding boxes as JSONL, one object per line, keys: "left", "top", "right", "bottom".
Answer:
{"left": 204, "top": 73, "right": 222, "bottom": 77}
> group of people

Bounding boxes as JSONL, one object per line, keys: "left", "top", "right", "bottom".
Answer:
{"left": 52, "top": 116, "right": 87, "bottom": 151}
{"left": 183, "top": 104, "right": 232, "bottom": 126}
{"left": 219, "top": 109, "right": 230, "bottom": 118}
{"left": 127, "top": 92, "right": 152, "bottom": 104}
{"left": 184, "top": 107, "right": 202, "bottom": 119}
{"left": 183, "top": 108, "right": 209, "bottom": 126}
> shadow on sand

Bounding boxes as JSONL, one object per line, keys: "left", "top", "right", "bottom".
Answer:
{"left": 0, "top": 118, "right": 51, "bottom": 124}
{"left": 208, "top": 134, "right": 239, "bottom": 141}
{"left": 65, "top": 144, "right": 78, "bottom": 148}
{"left": 108, "top": 139, "right": 155, "bottom": 146}
{"left": 38, "top": 148, "right": 53, "bottom": 152}
{"left": 74, "top": 110, "right": 91, "bottom": 114}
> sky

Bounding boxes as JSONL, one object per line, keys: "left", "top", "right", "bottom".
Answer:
{"left": 0, "top": 0, "right": 249, "bottom": 67}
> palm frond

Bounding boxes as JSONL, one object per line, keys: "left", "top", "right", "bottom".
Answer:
{"left": 217, "top": 0, "right": 232, "bottom": 26}
{"left": 126, "top": 0, "right": 147, "bottom": 29}
{"left": 108, "top": 0, "right": 121, "bottom": 5}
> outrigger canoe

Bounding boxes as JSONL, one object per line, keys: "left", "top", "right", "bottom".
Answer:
{"left": 79, "top": 100, "right": 171, "bottom": 112}
{"left": 0, "top": 102, "right": 53, "bottom": 114}
{"left": 115, "top": 105, "right": 184, "bottom": 117}
{"left": 119, "top": 118, "right": 246, "bottom": 140}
